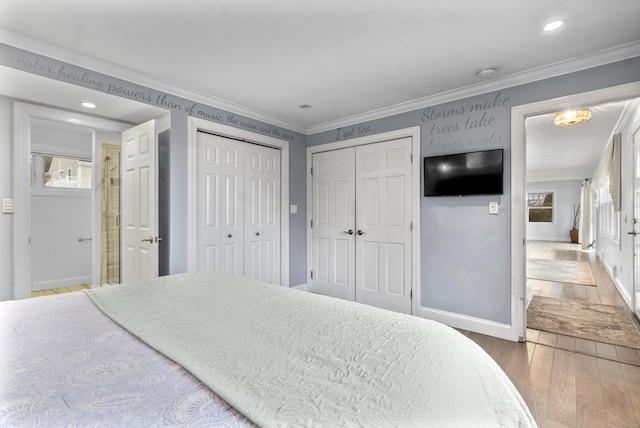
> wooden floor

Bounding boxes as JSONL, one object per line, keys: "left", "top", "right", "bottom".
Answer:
{"left": 30, "top": 283, "right": 90, "bottom": 298}
{"left": 463, "top": 240, "right": 640, "bottom": 428}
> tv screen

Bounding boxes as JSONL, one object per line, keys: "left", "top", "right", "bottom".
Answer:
{"left": 424, "top": 149, "right": 504, "bottom": 196}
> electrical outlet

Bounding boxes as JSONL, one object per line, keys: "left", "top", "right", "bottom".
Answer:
{"left": 489, "top": 201, "right": 498, "bottom": 215}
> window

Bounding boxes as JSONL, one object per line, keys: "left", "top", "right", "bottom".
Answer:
{"left": 30, "top": 154, "right": 92, "bottom": 190}
{"left": 527, "top": 191, "right": 554, "bottom": 223}
{"left": 599, "top": 186, "right": 620, "bottom": 241}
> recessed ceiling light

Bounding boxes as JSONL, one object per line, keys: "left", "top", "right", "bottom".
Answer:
{"left": 542, "top": 20, "right": 565, "bottom": 32}
{"left": 477, "top": 68, "right": 496, "bottom": 79}
{"left": 299, "top": 104, "right": 312, "bottom": 109}
{"left": 81, "top": 102, "right": 96, "bottom": 109}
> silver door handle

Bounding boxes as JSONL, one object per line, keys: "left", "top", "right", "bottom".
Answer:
{"left": 629, "top": 231, "right": 638, "bottom": 236}
{"left": 78, "top": 237, "right": 92, "bottom": 242}
{"left": 141, "top": 236, "right": 154, "bottom": 243}
{"left": 357, "top": 230, "right": 365, "bottom": 235}
{"left": 342, "top": 229, "right": 354, "bottom": 235}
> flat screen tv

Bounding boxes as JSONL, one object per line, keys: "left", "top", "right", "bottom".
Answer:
{"left": 424, "top": 149, "right": 504, "bottom": 196}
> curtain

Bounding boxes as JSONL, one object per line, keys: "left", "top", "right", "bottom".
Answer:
{"left": 580, "top": 180, "right": 592, "bottom": 250}
{"left": 610, "top": 133, "right": 622, "bottom": 211}
{"left": 591, "top": 133, "right": 622, "bottom": 212}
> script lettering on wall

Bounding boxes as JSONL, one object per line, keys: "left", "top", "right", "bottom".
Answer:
{"left": 421, "top": 91, "right": 511, "bottom": 153}
{"left": 0, "top": 46, "right": 297, "bottom": 141}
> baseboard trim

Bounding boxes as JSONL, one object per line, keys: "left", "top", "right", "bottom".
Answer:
{"left": 32, "top": 275, "right": 92, "bottom": 292}
{"left": 600, "top": 259, "right": 633, "bottom": 311}
{"left": 418, "top": 306, "right": 515, "bottom": 341}
{"left": 290, "top": 283, "right": 308, "bottom": 292}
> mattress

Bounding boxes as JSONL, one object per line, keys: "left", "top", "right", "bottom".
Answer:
{"left": 1, "top": 272, "right": 536, "bottom": 427}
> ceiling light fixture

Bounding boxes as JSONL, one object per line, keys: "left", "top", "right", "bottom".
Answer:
{"left": 81, "top": 102, "right": 96, "bottom": 109}
{"left": 477, "top": 68, "right": 496, "bottom": 79}
{"left": 542, "top": 19, "right": 565, "bottom": 32}
{"left": 553, "top": 109, "right": 591, "bottom": 127}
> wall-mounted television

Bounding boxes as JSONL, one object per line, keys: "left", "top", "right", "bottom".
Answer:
{"left": 424, "top": 148, "right": 504, "bottom": 196}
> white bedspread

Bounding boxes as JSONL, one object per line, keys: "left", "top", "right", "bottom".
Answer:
{"left": 0, "top": 291, "right": 255, "bottom": 427}
{"left": 87, "top": 271, "right": 536, "bottom": 427}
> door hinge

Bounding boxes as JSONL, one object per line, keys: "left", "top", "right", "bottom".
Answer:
{"left": 410, "top": 289, "right": 413, "bottom": 299}
{"left": 310, "top": 270, "right": 313, "bottom": 279}
{"left": 410, "top": 221, "right": 413, "bottom": 231}
{"left": 410, "top": 153, "right": 413, "bottom": 163}
{"left": 310, "top": 167, "right": 313, "bottom": 175}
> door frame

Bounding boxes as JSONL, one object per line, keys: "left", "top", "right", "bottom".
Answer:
{"left": 187, "top": 117, "right": 290, "bottom": 286}
{"left": 307, "top": 126, "right": 421, "bottom": 315}
{"left": 12, "top": 101, "right": 130, "bottom": 300}
{"left": 510, "top": 81, "right": 640, "bottom": 342}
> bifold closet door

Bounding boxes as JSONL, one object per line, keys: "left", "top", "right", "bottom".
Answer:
{"left": 243, "top": 143, "right": 281, "bottom": 285}
{"left": 355, "top": 138, "right": 412, "bottom": 314}
{"left": 196, "top": 132, "right": 244, "bottom": 276}
{"left": 310, "top": 147, "right": 356, "bottom": 300}
{"left": 310, "top": 138, "right": 412, "bottom": 314}
{"left": 196, "top": 132, "right": 281, "bottom": 283}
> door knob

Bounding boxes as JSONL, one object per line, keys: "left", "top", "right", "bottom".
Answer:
{"left": 256, "top": 232, "right": 260, "bottom": 236}
{"left": 227, "top": 234, "right": 232, "bottom": 238}
{"left": 357, "top": 230, "right": 365, "bottom": 235}
{"left": 342, "top": 229, "right": 354, "bottom": 235}
{"left": 141, "top": 236, "right": 154, "bottom": 243}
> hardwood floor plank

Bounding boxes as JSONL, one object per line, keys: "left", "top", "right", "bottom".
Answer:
{"left": 547, "top": 349, "right": 576, "bottom": 427}
{"left": 556, "top": 335, "right": 576, "bottom": 352}
{"left": 538, "top": 331, "right": 558, "bottom": 347}
{"left": 574, "top": 338, "right": 597, "bottom": 356}
{"left": 595, "top": 342, "right": 618, "bottom": 360}
{"left": 576, "top": 404, "right": 608, "bottom": 428}
{"left": 522, "top": 386, "right": 549, "bottom": 428}
{"left": 526, "top": 344, "right": 555, "bottom": 393}
{"left": 575, "top": 354, "right": 604, "bottom": 408}
{"left": 598, "top": 358, "right": 639, "bottom": 427}
{"left": 622, "top": 363, "right": 640, "bottom": 423}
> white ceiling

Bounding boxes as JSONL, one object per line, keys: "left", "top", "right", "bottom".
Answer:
{"left": 1, "top": 1, "right": 639, "bottom": 179}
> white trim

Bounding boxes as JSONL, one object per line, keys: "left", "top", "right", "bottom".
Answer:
{"left": 12, "top": 101, "right": 131, "bottom": 300}
{"left": 187, "top": 117, "right": 290, "bottom": 286}
{"left": 306, "top": 126, "right": 421, "bottom": 315}
{"left": 511, "top": 81, "right": 640, "bottom": 342}
{"left": 418, "top": 306, "right": 514, "bottom": 341}
{"left": 32, "top": 276, "right": 92, "bottom": 292}
{"left": 290, "top": 284, "right": 308, "bottom": 292}
{"left": 601, "top": 258, "right": 633, "bottom": 310}
{"left": 4, "top": 27, "right": 639, "bottom": 136}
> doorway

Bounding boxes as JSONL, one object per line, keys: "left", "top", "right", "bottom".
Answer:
{"left": 511, "top": 81, "right": 640, "bottom": 341}
{"left": 101, "top": 143, "right": 121, "bottom": 285}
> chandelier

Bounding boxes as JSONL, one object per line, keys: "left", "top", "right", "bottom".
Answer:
{"left": 553, "top": 109, "right": 592, "bottom": 127}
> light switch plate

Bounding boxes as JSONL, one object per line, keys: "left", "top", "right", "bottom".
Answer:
{"left": 290, "top": 204, "right": 298, "bottom": 214}
{"left": 2, "top": 198, "right": 15, "bottom": 214}
{"left": 489, "top": 201, "right": 498, "bottom": 215}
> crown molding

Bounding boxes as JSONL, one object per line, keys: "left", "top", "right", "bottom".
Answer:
{"left": 307, "top": 41, "right": 640, "bottom": 135}
{"left": 0, "top": 27, "right": 307, "bottom": 135}
{"left": 2, "top": 27, "right": 639, "bottom": 137}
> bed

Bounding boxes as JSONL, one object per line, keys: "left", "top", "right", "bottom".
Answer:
{"left": 1, "top": 271, "right": 536, "bottom": 427}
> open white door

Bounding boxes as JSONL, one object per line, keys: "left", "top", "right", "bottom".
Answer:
{"left": 121, "top": 119, "right": 158, "bottom": 283}
{"left": 632, "top": 128, "right": 640, "bottom": 319}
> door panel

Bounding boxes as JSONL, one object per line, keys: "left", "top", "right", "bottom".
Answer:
{"left": 196, "top": 132, "right": 280, "bottom": 283}
{"left": 355, "top": 138, "right": 412, "bottom": 314}
{"left": 121, "top": 119, "right": 157, "bottom": 283}
{"left": 310, "top": 148, "right": 356, "bottom": 300}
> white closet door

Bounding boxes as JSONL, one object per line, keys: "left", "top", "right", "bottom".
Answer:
{"left": 196, "top": 132, "right": 244, "bottom": 275}
{"left": 355, "top": 138, "right": 412, "bottom": 313}
{"left": 244, "top": 144, "right": 281, "bottom": 284}
{"left": 310, "top": 148, "right": 356, "bottom": 300}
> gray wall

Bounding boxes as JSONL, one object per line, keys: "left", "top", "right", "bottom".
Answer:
{"left": 308, "top": 57, "right": 640, "bottom": 325}
{"left": 1, "top": 42, "right": 639, "bottom": 327}
{"left": 526, "top": 179, "right": 583, "bottom": 242}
